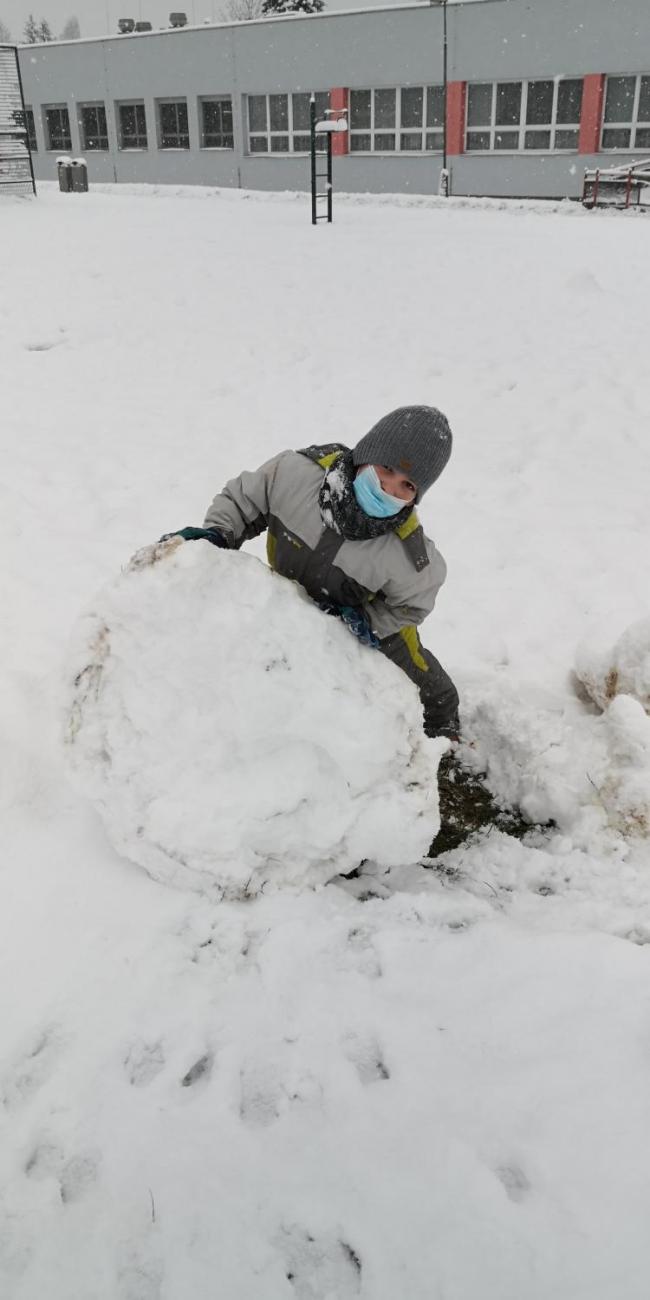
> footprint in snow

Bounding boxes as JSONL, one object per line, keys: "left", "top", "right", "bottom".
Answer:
{"left": 345, "top": 925, "right": 383, "bottom": 979}
{"left": 342, "top": 1032, "right": 390, "bottom": 1085}
{"left": 117, "top": 1249, "right": 163, "bottom": 1300}
{"left": 623, "top": 925, "right": 650, "bottom": 946}
{"left": 239, "top": 1061, "right": 285, "bottom": 1127}
{"left": 180, "top": 1052, "right": 213, "bottom": 1088}
{"left": 239, "top": 1057, "right": 323, "bottom": 1128}
{"left": 25, "top": 1140, "right": 101, "bottom": 1204}
{"left": 24, "top": 335, "right": 66, "bottom": 352}
{"left": 240, "top": 928, "right": 270, "bottom": 966}
{"left": 496, "top": 1163, "right": 531, "bottom": 1204}
{"left": 1, "top": 1025, "right": 62, "bottom": 1109}
{"left": 278, "top": 1225, "right": 362, "bottom": 1299}
{"left": 124, "top": 1040, "right": 166, "bottom": 1087}
{"left": 188, "top": 921, "right": 270, "bottom": 972}
{"left": 60, "top": 1154, "right": 101, "bottom": 1204}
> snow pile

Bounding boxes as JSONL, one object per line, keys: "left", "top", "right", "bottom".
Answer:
{"left": 599, "top": 695, "right": 650, "bottom": 838}
{"left": 49, "top": 179, "right": 633, "bottom": 218}
{"left": 575, "top": 616, "right": 650, "bottom": 714}
{"left": 64, "top": 539, "right": 443, "bottom": 896}
{"left": 460, "top": 672, "right": 650, "bottom": 846}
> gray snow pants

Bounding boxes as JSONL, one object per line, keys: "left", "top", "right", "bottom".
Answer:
{"left": 379, "top": 627, "right": 460, "bottom": 740}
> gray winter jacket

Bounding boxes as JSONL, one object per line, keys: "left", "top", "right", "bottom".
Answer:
{"left": 204, "top": 447, "right": 446, "bottom": 637}
{"left": 203, "top": 446, "right": 459, "bottom": 734}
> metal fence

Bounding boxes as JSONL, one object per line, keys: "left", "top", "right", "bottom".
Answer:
{"left": 0, "top": 44, "right": 36, "bottom": 196}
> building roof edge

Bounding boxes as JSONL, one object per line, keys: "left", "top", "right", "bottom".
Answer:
{"left": 16, "top": 0, "right": 487, "bottom": 51}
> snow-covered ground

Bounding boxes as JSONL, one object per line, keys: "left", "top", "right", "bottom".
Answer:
{"left": 2, "top": 184, "right": 650, "bottom": 1299}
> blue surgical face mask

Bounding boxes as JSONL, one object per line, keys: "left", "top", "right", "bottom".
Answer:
{"left": 353, "top": 465, "right": 405, "bottom": 519}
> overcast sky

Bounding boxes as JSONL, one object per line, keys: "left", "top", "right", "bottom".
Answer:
{"left": 1, "top": 0, "right": 483, "bottom": 42}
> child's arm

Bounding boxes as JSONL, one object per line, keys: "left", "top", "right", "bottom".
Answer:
{"left": 203, "top": 451, "right": 289, "bottom": 547}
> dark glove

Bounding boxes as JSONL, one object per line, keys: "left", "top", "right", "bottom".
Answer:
{"left": 159, "top": 526, "right": 228, "bottom": 547}
{"left": 338, "top": 605, "right": 380, "bottom": 649}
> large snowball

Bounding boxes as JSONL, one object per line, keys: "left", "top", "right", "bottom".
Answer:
{"left": 64, "top": 541, "right": 444, "bottom": 897}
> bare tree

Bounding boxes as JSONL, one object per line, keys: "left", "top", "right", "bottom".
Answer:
{"left": 226, "top": 0, "right": 264, "bottom": 19}
{"left": 262, "top": 0, "right": 324, "bottom": 11}
{"left": 61, "top": 15, "right": 81, "bottom": 39}
{"left": 23, "top": 12, "right": 39, "bottom": 41}
{"left": 23, "top": 14, "right": 54, "bottom": 41}
{"left": 0, "top": 17, "right": 12, "bottom": 42}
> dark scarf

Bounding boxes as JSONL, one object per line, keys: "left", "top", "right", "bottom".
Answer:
{"left": 318, "top": 449, "right": 412, "bottom": 541}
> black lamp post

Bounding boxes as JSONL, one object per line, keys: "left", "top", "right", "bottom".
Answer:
{"left": 442, "top": 0, "right": 448, "bottom": 174}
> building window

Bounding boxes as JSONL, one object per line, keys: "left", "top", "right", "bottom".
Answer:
{"left": 44, "top": 105, "right": 71, "bottom": 151}
{"left": 466, "top": 78, "right": 583, "bottom": 151}
{"left": 200, "top": 97, "right": 234, "bottom": 149}
{"left": 601, "top": 74, "right": 650, "bottom": 150}
{"left": 80, "top": 103, "right": 109, "bottom": 151}
{"left": 25, "top": 108, "right": 37, "bottom": 151}
{"left": 247, "top": 92, "right": 329, "bottom": 154}
{"left": 158, "top": 100, "right": 189, "bottom": 149}
{"left": 349, "top": 86, "right": 444, "bottom": 152}
{"left": 118, "top": 103, "right": 148, "bottom": 150}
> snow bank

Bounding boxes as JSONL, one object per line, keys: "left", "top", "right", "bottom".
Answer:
{"left": 599, "top": 695, "right": 650, "bottom": 838}
{"left": 460, "top": 670, "right": 650, "bottom": 847}
{"left": 64, "top": 540, "right": 443, "bottom": 896}
{"left": 575, "top": 616, "right": 650, "bottom": 713}
{"left": 41, "top": 179, "right": 648, "bottom": 219}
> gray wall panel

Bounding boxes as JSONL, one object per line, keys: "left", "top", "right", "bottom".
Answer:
{"left": 231, "top": 8, "right": 444, "bottom": 90}
{"left": 451, "top": 150, "right": 636, "bottom": 199}
{"left": 452, "top": 153, "right": 585, "bottom": 199}
{"left": 335, "top": 153, "right": 444, "bottom": 193}
{"left": 239, "top": 152, "right": 442, "bottom": 193}
{"left": 452, "top": 0, "right": 650, "bottom": 79}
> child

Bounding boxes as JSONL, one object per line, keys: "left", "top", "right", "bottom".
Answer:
{"left": 163, "top": 405, "right": 459, "bottom": 739}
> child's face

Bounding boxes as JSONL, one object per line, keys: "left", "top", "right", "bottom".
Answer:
{"left": 361, "top": 463, "right": 417, "bottom": 505}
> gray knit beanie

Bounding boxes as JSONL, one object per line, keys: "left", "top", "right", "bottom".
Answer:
{"left": 352, "top": 405, "right": 452, "bottom": 501}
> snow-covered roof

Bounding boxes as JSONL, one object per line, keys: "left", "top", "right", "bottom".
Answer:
{"left": 16, "top": 0, "right": 493, "bottom": 51}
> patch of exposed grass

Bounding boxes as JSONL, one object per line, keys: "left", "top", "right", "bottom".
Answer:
{"left": 429, "top": 752, "right": 535, "bottom": 857}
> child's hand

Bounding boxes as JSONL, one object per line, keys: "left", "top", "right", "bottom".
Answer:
{"left": 159, "top": 527, "right": 228, "bottom": 547}
{"left": 339, "top": 606, "right": 380, "bottom": 649}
